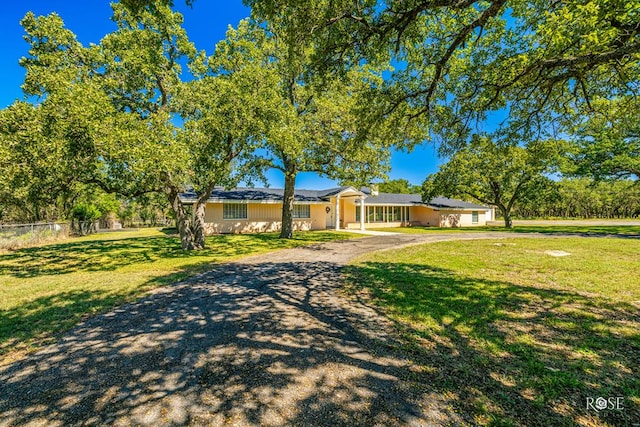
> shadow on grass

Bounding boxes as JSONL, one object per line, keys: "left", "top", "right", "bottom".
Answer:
{"left": 400, "top": 225, "right": 640, "bottom": 238}
{"left": 0, "top": 290, "right": 136, "bottom": 354}
{"left": 488, "top": 225, "right": 640, "bottom": 237}
{"left": 0, "top": 260, "right": 219, "bottom": 356}
{"left": 0, "top": 231, "right": 356, "bottom": 355}
{"left": 0, "top": 231, "right": 351, "bottom": 279}
{"left": 344, "top": 262, "right": 640, "bottom": 426}
{"left": 0, "top": 260, "right": 452, "bottom": 426}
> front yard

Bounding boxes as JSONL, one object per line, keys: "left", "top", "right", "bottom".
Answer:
{"left": 372, "top": 224, "right": 640, "bottom": 237}
{"left": 0, "top": 228, "right": 358, "bottom": 362}
{"left": 346, "top": 236, "right": 640, "bottom": 426}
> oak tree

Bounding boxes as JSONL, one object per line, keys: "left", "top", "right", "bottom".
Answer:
{"left": 422, "top": 135, "right": 561, "bottom": 228}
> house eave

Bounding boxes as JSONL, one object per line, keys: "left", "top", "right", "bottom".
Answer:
{"left": 205, "top": 198, "right": 329, "bottom": 205}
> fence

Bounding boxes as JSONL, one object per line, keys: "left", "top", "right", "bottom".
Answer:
{"left": 0, "top": 222, "right": 70, "bottom": 250}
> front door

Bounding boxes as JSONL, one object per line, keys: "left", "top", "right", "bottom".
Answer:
{"left": 325, "top": 205, "right": 334, "bottom": 228}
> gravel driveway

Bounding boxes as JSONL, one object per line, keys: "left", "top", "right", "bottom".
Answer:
{"left": 0, "top": 233, "right": 545, "bottom": 426}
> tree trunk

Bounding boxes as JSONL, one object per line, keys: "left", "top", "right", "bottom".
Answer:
{"left": 192, "top": 182, "right": 218, "bottom": 249}
{"left": 167, "top": 187, "right": 195, "bottom": 250}
{"left": 499, "top": 205, "right": 513, "bottom": 228}
{"left": 192, "top": 199, "right": 207, "bottom": 250}
{"left": 279, "top": 165, "right": 297, "bottom": 239}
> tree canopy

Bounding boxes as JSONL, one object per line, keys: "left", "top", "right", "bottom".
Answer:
{"left": 377, "top": 179, "right": 420, "bottom": 194}
{"left": 224, "top": 18, "right": 403, "bottom": 238}
{"left": 247, "top": 0, "right": 640, "bottom": 147}
{"left": 422, "top": 135, "right": 562, "bottom": 227}
{"left": 4, "top": 0, "right": 639, "bottom": 239}
{"left": 569, "top": 97, "right": 640, "bottom": 180}
{"left": 13, "top": 2, "right": 276, "bottom": 249}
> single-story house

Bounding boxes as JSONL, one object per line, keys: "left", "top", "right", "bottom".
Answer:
{"left": 180, "top": 186, "right": 494, "bottom": 234}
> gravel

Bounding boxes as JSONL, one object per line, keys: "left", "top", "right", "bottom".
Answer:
{"left": 0, "top": 232, "right": 542, "bottom": 426}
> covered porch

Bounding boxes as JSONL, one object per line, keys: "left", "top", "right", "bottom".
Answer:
{"left": 327, "top": 187, "right": 367, "bottom": 231}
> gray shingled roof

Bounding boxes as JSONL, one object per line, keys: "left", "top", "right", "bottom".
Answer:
{"left": 427, "top": 196, "right": 489, "bottom": 210}
{"left": 180, "top": 187, "right": 352, "bottom": 203}
{"left": 360, "top": 192, "right": 423, "bottom": 205}
{"left": 181, "top": 186, "right": 489, "bottom": 210}
{"left": 360, "top": 187, "right": 488, "bottom": 210}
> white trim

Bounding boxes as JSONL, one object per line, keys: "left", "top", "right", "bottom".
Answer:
{"left": 335, "top": 195, "right": 341, "bottom": 230}
{"left": 330, "top": 186, "right": 367, "bottom": 198}
{"left": 292, "top": 204, "right": 312, "bottom": 219}
{"left": 222, "top": 203, "right": 248, "bottom": 220}
{"left": 359, "top": 195, "right": 365, "bottom": 230}
{"left": 203, "top": 199, "right": 329, "bottom": 205}
{"left": 363, "top": 203, "right": 421, "bottom": 207}
{"left": 429, "top": 206, "right": 493, "bottom": 211}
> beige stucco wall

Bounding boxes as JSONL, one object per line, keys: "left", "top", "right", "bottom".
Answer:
{"left": 341, "top": 199, "right": 358, "bottom": 225}
{"left": 203, "top": 202, "right": 327, "bottom": 234}
{"left": 439, "top": 210, "right": 487, "bottom": 227}
{"left": 409, "top": 206, "right": 440, "bottom": 226}
{"left": 340, "top": 204, "right": 488, "bottom": 228}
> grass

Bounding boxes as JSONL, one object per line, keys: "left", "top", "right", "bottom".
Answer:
{"left": 0, "top": 228, "right": 359, "bottom": 361}
{"left": 372, "top": 224, "right": 640, "bottom": 237}
{"left": 345, "top": 237, "right": 640, "bottom": 426}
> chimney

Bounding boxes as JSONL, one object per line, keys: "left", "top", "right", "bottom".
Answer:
{"left": 370, "top": 184, "right": 379, "bottom": 196}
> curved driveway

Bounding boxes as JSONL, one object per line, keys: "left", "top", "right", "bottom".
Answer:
{"left": 0, "top": 232, "right": 564, "bottom": 426}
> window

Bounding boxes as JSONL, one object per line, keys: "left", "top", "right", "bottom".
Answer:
{"left": 375, "top": 206, "right": 384, "bottom": 222}
{"left": 362, "top": 205, "right": 410, "bottom": 223}
{"left": 472, "top": 211, "right": 479, "bottom": 224}
{"left": 391, "top": 206, "right": 401, "bottom": 221}
{"left": 223, "top": 203, "right": 247, "bottom": 220}
{"left": 293, "top": 204, "right": 311, "bottom": 218}
{"left": 385, "top": 206, "right": 393, "bottom": 222}
{"left": 367, "top": 206, "right": 375, "bottom": 222}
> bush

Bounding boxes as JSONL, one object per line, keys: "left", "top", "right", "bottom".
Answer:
{"left": 71, "top": 203, "right": 102, "bottom": 222}
{"left": 71, "top": 204, "right": 101, "bottom": 235}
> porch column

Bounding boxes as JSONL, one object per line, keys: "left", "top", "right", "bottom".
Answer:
{"left": 359, "top": 196, "right": 365, "bottom": 230}
{"left": 335, "top": 195, "right": 341, "bottom": 230}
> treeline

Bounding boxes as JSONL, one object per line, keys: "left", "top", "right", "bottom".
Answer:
{"left": 512, "top": 179, "right": 640, "bottom": 219}
{"left": 0, "top": 184, "right": 172, "bottom": 229}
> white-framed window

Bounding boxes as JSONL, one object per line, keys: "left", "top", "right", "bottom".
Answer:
{"left": 293, "top": 204, "right": 311, "bottom": 218}
{"left": 375, "top": 206, "right": 384, "bottom": 222}
{"left": 363, "top": 205, "right": 410, "bottom": 223}
{"left": 391, "top": 206, "right": 401, "bottom": 221}
{"left": 472, "top": 211, "right": 479, "bottom": 224}
{"left": 223, "top": 203, "right": 247, "bottom": 220}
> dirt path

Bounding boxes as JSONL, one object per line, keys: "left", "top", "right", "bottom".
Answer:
{"left": 0, "top": 232, "right": 573, "bottom": 426}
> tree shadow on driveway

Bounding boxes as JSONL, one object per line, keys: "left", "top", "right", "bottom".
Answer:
{"left": 0, "top": 260, "right": 457, "bottom": 426}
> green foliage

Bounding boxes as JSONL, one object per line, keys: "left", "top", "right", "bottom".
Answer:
{"left": 0, "top": 102, "right": 77, "bottom": 222}
{"left": 377, "top": 179, "right": 420, "bottom": 194}
{"left": 119, "top": 193, "right": 172, "bottom": 227}
{"left": 248, "top": 0, "right": 640, "bottom": 149}
{"left": 422, "top": 136, "right": 562, "bottom": 227}
{"left": 512, "top": 178, "right": 640, "bottom": 219}
{"left": 220, "top": 17, "right": 404, "bottom": 237}
{"left": 71, "top": 203, "right": 102, "bottom": 222}
{"left": 569, "top": 97, "right": 640, "bottom": 180}
{"left": 13, "top": 2, "right": 279, "bottom": 249}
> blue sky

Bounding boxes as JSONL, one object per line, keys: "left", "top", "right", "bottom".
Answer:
{"left": 0, "top": 1, "right": 443, "bottom": 190}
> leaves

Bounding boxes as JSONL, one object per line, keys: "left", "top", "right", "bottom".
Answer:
{"left": 422, "top": 135, "right": 562, "bottom": 226}
{"left": 248, "top": 0, "right": 640, "bottom": 147}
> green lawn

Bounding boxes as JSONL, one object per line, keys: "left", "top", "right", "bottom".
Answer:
{"left": 373, "top": 224, "right": 640, "bottom": 237}
{"left": 346, "top": 237, "right": 640, "bottom": 426}
{"left": 0, "top": 228, "right": 358, "bottom": 361}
